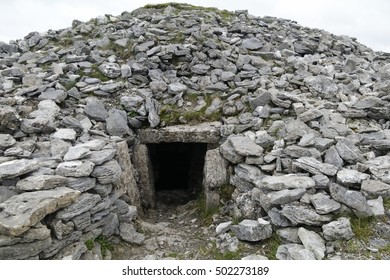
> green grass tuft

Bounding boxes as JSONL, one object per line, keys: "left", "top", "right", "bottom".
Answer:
{"left": 350, "top": 216, "right": 375, "bottom": 242}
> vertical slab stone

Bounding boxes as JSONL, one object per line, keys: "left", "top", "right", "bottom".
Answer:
{"left": 203, "top": 148, "right": 228, "bottom": 210}
{"left": 133, "top": 144, "right": 155, "bottom": 209}
{"left": 115, "top": 141, "right": 142, "bottom": 212}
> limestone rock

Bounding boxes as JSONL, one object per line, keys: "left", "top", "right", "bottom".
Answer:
{"left": 106, "top": 109, "right": 131, "bottom": 137}
{"left": 119, "top": 223, "right": 145, "bottom": 245}
{"left": 55, "top": 193, "right": 101, "bottom": 221}
{"left": 336, "top": 169, "right": 369, "bottom": 187}
{"left": 256, "top": 175, "right": 315, "bottom": 191}
{"left": 366, "top": 156, "right": 390, "bottom": 184}
{"left": 280, "top": 204, "right": 332, "bottom": 226}
{"left": 230, "top": 219, "right": 272, "bottom": 242}
{"left": 276, "top": 244, "right": 316, "bottom": 260}
{"left": 298, "top": 227, "right": 326, "bottom": 260}
{"left": 55, "top": 161, "right": 95, "bottom": 177}
{"left": 310, "top": 193, "right": 341, "bottom": 214}
{"left": 88, "top": 149, "right": 116, "bottom": 165}
{"left": 16, "top": 175, "right": 67, "bottom": 191}
{"left": 294, "top": 157, "right": 338, "bottom": 176}
{"left": 322, "top": 217, "right": 354, "bottom": 241}
{"left": 84, "top": 100, "right": 108, "bottom": 121}
{"left": 0, "top": 134, "right": 16, "bottom": 149}
{"left": 329, "top": 183, "right": 373, "bottom": 218}
{"left": 0, "top": 187, "right": 80, "bottom": 236}
{"left": 361, "top": 180, "right": 390, "bottom": 198}
{"left": 228, "top": 135, "right": 264, "bottom": 157}
{"left": 91, "top": 160, "right": 121, "bottom": 184}
{"left": 52, "top": 129, "right": 77, "bottom": 141}
{"left": 98, "top": 62, "right": 121, "bottom": 78}
{"left": 63, "top": 146, "right": 91, "bottom": 161}
{"left": 0, "top": 159, "right": 40, "bottom": 179}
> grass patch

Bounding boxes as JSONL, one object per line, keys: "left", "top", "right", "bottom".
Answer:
{"left": 350, "top": 216, "right": 376, "bottom": 242}
{"left": 96, "top": 235, "right": 113, "bottom": 258}
{"left": 220, "top": 184, "right": 235, "bottom": 203}
{"left": 383, "top": 198, "right": 390, "bottom": 210}
{"left": 85, "top": 239, "right": 94, "bottom": 250}
{"left": 62, "top": 80, "right": 77, "bottom": 91}
{"left": 199, "top": 241, "right": 242, "bottom": 260}
{"left": 196, "top": 192, "right": 220, "bottom": 226}
{"left": 143, "top": 3, "right": 233, "bottom": 21}
{"left": 159, "top": 94, "right": 221, "bottom": 126}
{"left": 261, "top": 233, "right": 282, "bottom": 260}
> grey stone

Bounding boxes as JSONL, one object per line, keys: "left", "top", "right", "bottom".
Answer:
{"left": 322, "top": 217, "right": 354, "bottom": 241}
{"left": 235, "top": 163, "right": 263, "bottom": 186}
{"left": 276, "top": 244, "right": 316, "bottom": 260}
{"left": 266, "top": 188, "right": 307, "bottom": 206}
{"left": 74, "top": 139, "right": 107, "bottom": 151}
{"left": 367, "top": 196, "right": 385, "bottom": 216}
{"left": 115, "top": 141, "right": 141, "bottom": 209}
{"left": 324, "top": 146, "right": 344, "bottom": 168}
{"left": 98, "top": 62, "right": 121, "bottom": 78}
{"left": 30, "top": 100, "right": 61, "bottom": 119}
{"left": 0, "top": 237, "right": 51, "bottom": 260}
{"left": 66, "top": 177, "right": 96, "bottom": 192}
{"left": 268, "top": 207, "right": 292, "bottom": 227}
{"left": 38, "top": 90, "right": 67, "bottom": 103}
{"left": 40, "top": 230, "right": 82, "bottom": 259}
{"left": 0, "top": 187, "right": 17, "bottom": 204}
{"left": 52, "top": 129, "right": 77, "bottom": 141}
{"left": 56, "top": 193, "right": 101, "bottom": 221}
{"left": 228, "top": 135, "right": 264, "bottom": 157}
{"left": 0, "top": 159, "right": 40, "bottom": 179}
{"left": 294, "top": 157, "right": 338, "bottom": 176}
{"left": 280, "top": 204, "right": 332, "bottom": 226}
{"left": 298, "top": 133, "right": 316, "bottom": 147}
{"left": 191, "top": 64, "right": 210, "bottom": 74}
{"left": 52, "top": 241, "right": 87, "bottom": 260}
{"left": 21, "top": 116, "right": 56, "bottom": 134}
{"left": 50, "top": 139, "right": 71, "bottom": 158}
{"left": 219, "top": 140, "right": 243, "bottom": 164}
{"left": 231, "top": 219, "right": 272, "bottom": 242}
{"left": 366, "top": 156, "right": 390, "bottom": 184}
{"left": 337, "top": 169, "right": 370, "bottom": 187}
{"left": 241, "top": 254, "right": 268, "bottom": 260}
{"left": 84, "top": 100, "right": 108, "bottom": 121}
{"left": 91, "top": 160, "right": 121, "bottom": 184}
{"left": 203, "top": 148, "right": 228, "bottom": 209}
{"left": 168, "top": 82, "right": 187, "bottom": 94}
{"left": 0, "top": 134, "right": 16, "bottom": 149}
{"left": 312, "top": 174, "right": 330, "bottom": 188}
{"left": 121, "top": 64, "right": 132, "bottom": 78}
{"left": 145, "top": 97, "right": 160, "bottom": 128}
{"left": 73, "top": 211, "right": 91, "bottom": 230}
{"left": 335, "top": 139, "right": 363, "bottom": 163}
{"left": 16, "top": 175, "right": 67, "bottom": 191}
{"left": 256, "top": 175, "right": 315, "bottom": 191}
{"left": 56, "top": 161, "right": 95, "bottom": 177}
{"left": 276, "top": 227, "right": 300, "bottom": 243}
{"left": 63, "top": 146, "right": 91, "bottom": 161}
{"left": 50, "top": 219, "right": 74, "bottom": 240}
{"left": 329, "top": 183, "right": 373, "bottom": 218}
{"left": 241, "top": 37, "right": 263, "bottom": 50}
{"left": 283, "top": 145, "right": 320, "bottom": 158}
{"left": 216, "top": 221, "right": 232, "bottom": 235}
{"left": 304, "top": 75, "right": 338, "bottom": 99}
{"left": 0, "top": 187, "right": 80, "bottom": 236}
{"left": 298, "top": 227, "right": 325, "bottom": 260}
{"left": 361, "top": 180, "right": 390, "bottom": 198}
{"left": 88, "top": 149, "right": 116, "bottom": 165}
{"left": 149, "top": 80, "right": 167, "bottom": 94}
{"left": 119, "top": 223, "right": 145, "bottom": 245}
{"left": 299, "top": 109, "right": 323, "bottom": 122}
{"left": 106, "top": 109, "right": 130, "bottom": 137}
{"left": 310, "top": 193, "right": 341, "bottom": 214}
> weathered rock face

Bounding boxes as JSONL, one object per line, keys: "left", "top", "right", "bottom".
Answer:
{"left": 0, "top": 3, "right": 390, "bottom": 260}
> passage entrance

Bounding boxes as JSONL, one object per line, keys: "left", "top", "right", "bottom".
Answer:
{"left": 148, "top": 142, "right": 207, "bottom": 205}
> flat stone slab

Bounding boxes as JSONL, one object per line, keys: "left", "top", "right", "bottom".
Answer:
{"left": 0, "top": 187, "right": 80, "bottom": 236}
{"left": 55, "top": 160, "right": 95, "bottom": 177}
{"left": 230, "top": 218, "right": 272, "bottom": 242}
{"left": 138, "top": 122, "right": 221, "bottom": 143}
{"left": 16, "top": 175, "right": 67, "bottom": 191}
{"left": 0, "top": 159, "right": 40, "bottom": 179}
{"left": 256, "top": 175, "right": 315, "bottom": 191}
{"left": 294, "top": 157, "right": 338, "bottom": 176}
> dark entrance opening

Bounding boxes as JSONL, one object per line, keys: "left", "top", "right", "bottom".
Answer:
{"left": 148, "top": 142, "right": 207, "bottom": 206}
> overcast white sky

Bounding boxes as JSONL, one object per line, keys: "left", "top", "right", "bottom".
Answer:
{"left": 0, "top": 0, "right": 389, "bottom": 52}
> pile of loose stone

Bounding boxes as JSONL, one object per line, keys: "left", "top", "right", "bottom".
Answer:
{"left": 0, "top": 3, "right": 390, "bottom": 259}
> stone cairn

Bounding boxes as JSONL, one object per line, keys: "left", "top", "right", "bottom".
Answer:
{"left": 0, "top": 3, "right": 389, "bottom": 259}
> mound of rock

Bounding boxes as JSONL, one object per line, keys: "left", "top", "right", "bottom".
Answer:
{"left": 0, "top": 3, "right": 389, "bottom": 259}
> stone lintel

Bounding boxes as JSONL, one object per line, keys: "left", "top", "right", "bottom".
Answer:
{"left": 138, "top": 122, "right": 221, "bottom": 144}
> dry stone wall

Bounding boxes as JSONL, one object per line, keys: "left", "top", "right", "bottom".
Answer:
{"left": 0, "top": 3, "right": 390, "bottom": 259}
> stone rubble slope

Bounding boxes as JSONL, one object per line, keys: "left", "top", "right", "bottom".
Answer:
{"left": 0, "top": 3, "right": 389, "bottom": 259}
